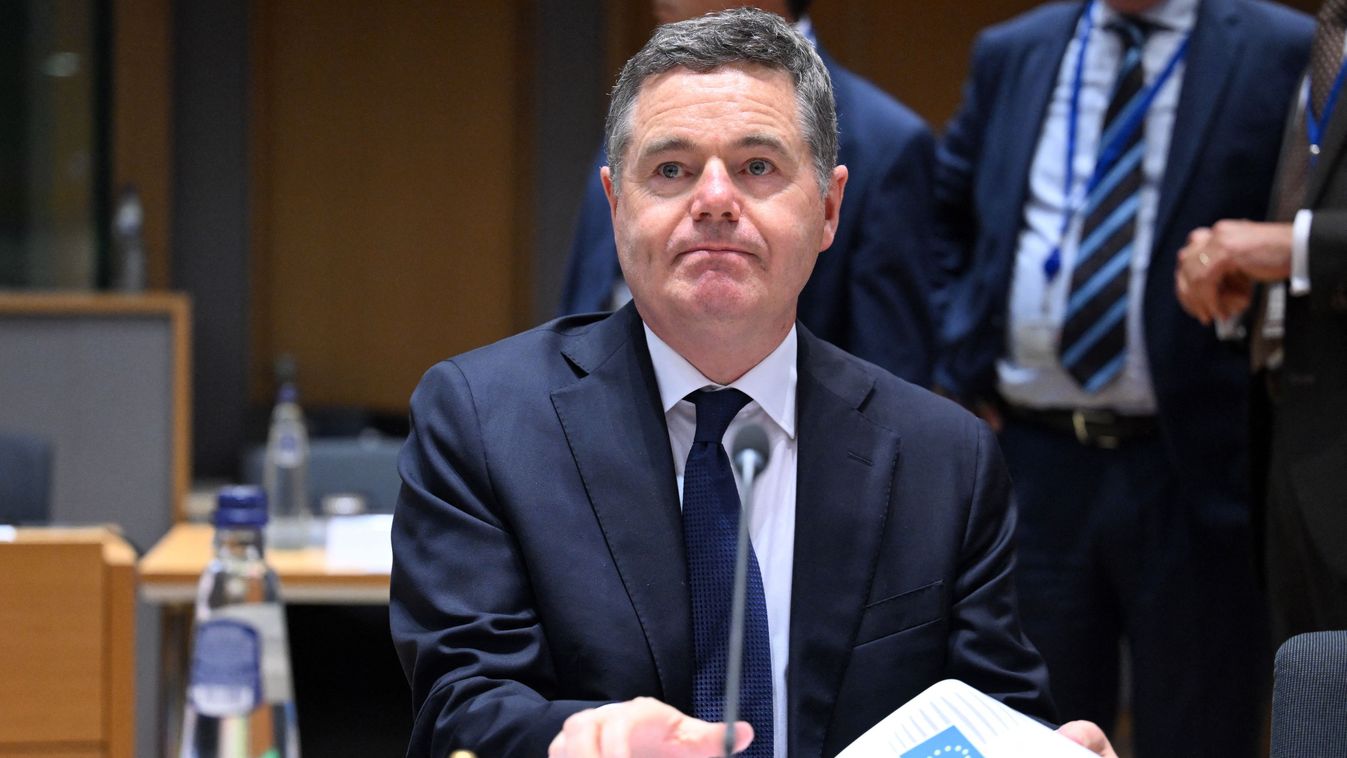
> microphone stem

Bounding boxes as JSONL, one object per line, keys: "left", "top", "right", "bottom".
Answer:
{"left": 723, "top": 456, "right": 759, "bottom": 757}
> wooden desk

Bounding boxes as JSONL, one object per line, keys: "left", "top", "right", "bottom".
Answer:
{"left": 139, "top": 522, "right": 390, "bottom": 605}
{"left": 0, "top": 527, "right": 136, "bottom": 758}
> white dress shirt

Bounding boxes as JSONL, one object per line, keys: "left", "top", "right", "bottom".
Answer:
{"left": 999, "top": 0, "right": 1197, "bottom": 412}
{"left": 644, "top": 323, "right": 797, "bottom": 758}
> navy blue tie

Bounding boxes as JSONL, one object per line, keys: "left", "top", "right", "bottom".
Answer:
{"left": 682, "top": 389, "right": 773, "bottom": 756}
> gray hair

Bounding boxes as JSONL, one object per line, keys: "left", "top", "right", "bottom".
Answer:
{"left": 603, "top": 8, "right": 837, "bottom": 196}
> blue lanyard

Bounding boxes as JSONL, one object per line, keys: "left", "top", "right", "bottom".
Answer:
{"left": 1043, "top": 1, "right": 1191, "bottom": 282}
{"left": 1306, "top": 57, "right": 1347, "bottom": 164}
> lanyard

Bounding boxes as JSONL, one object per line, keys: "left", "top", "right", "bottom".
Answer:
{"left": 1306, "top": 57, "right": 1347, "bottom": 164}
{"left": 1043, "top": 1, "right": 1191, "bottom": 283}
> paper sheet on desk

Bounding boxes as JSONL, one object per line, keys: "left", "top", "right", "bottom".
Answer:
{"left": 324, "top": 514, "right": 393, "bottom": 573}
{"left": 836, "top": 680, "right": 1096, "bottom": 758}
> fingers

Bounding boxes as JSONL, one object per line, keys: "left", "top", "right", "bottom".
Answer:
{"left": 670, "top": 717, "right": 754, "bottom": 756}
{"left": 549, "top": 698, "right": 755, "bottom": 758}
{"left": 1176, "top": 226, "right": 1239, "bottom": 324}
{"left": 1057, "top": 720, "right": 1119, "bottom": 758}
{"left": 1175, "top": 247, "right": 1215, "bottom": 323}
{"left": 551, "top": 707, "right": 604, "bottom": 758}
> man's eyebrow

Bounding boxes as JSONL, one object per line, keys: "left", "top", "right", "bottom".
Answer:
{"left": 737, "top": 133, "right": 789, "bottom": 154}
{"left": 639, "top": 137, "right": 695, "bottom": 161}
{"left": 638, "top": 133, "right": 791, "bottom": 162}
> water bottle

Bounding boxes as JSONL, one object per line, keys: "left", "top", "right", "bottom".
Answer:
{"left": 111, "top": 184, "right": 146, "bottom": 292}
{"left": 180, "top": 486, "right": 300, "bottom": 758}
{"left": 263, "top": 383, "right": 311, "bottom": 549}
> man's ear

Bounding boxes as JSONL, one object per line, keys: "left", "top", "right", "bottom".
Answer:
{"left": 819, "top": 165, "right": 848, "bottom": 252}
{"left": 601, "top": 166, "right": 618, "bottom": 221}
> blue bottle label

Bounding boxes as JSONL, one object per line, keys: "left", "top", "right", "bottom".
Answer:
{"left": 187, "top": 619, "right": 262, "bottom": 717}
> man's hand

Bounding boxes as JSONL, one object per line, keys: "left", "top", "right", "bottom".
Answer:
{"left": 1175, "top": 220, "right": 1293, "bottom": 324}
{"left": 547, "top": 697, "right": 754, "bottom": 758}
{"left": 1057, "top": 720, "right": 1119, "bottom": 758}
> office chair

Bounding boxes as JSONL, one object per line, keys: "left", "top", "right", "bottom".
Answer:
{"left": 1270, "top": 630, "right": 1347, "bottom": 757}
{"left": 0, "top": 430, "right": 52, "bottom": 524}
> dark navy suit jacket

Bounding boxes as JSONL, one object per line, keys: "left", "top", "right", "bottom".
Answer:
{"left": 559, "top": 49, "right": 938, "bottom": 386}
{"left": 390, "top": 303, "right": 1053, "bottom": 758}
{"left": 1265, "top": 52, "right": 1347, "bottom": 582}
{"left": 934, "top": 0, "right": 1311, "bottom": 527}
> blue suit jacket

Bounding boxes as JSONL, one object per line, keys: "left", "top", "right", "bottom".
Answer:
{"left": 390, "top": 303, "right": 1053, "bottom": 758}
{"left": 559, "top": 49, "right": 938, "bottom": 386}
{"left": 934, "top": 0, "right": 1312, "bottom": 526}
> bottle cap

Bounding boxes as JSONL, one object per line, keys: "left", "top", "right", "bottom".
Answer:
{"left": 215, "top": 485, "right": 269, "bottom": 528}
{"left": 277, "top": 382, "right": 298, "bottom": 404}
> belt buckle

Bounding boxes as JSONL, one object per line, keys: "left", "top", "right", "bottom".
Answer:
{"left": 1071, "top": 409, "right": 1120, "bottom": 449}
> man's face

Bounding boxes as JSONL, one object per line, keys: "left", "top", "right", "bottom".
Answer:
{"left": 652, "top": 0, "right": 791, "bottom": 25}
{"left": 602, "top": 64, "right": 845, "bottom": 339}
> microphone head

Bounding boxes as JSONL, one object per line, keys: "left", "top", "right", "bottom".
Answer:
{"left": 732, "top": 424, "right": 771, "bottom": 469}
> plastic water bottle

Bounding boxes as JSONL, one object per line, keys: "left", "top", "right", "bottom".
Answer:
{"left": 111, "top": 184, "right": 146, "bottom": 292}
{"left": 180, "top": 486, "right": 300, "bottom": 758}
{"left": 263, "top": 383, "right": 311, "bottom": 548}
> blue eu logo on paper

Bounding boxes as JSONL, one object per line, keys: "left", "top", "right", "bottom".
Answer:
{"left": 901, "top": 726, "right": 985, "bottom": 758}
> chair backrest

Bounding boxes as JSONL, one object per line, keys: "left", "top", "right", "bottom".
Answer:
{"left": 0, "top": 430, "right": 52, "bottom": 524}
{"left": 1270, "top": 630, "right": 1347, "bottom": 757}
{"left": 241, "top": 435, "right": 405, "bottom": 514}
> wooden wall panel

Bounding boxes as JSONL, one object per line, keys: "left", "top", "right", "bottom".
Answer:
{"left": 111, "top": 0, "right": 173, "bottom": 290}
{"left": 617, "top": 1, "right": 1323, "bottom": 131}
{"left": 809, "top": 1, "right": 1040, "bottom": 128}
{"left": 251, "top": 1, "right": 529, "bottom": 412}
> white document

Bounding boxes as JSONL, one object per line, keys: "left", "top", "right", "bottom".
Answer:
{"left": 836, "top": 680, "right": 1097, "bottom": 758}
{"left": 324, "top": 514, "right": 394, "bottom": 573}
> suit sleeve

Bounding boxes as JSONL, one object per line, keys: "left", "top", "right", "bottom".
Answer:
{"left": 846, "top": 125, "right": 937, "bottom": 386}
{"left": 932, "top": 33, "right": 998, "bottom": 396}
{"left": 558, "top": 149, "right": 620, "bottom": 316}
{"left": 390, "top": 361, "right": 606, "bottom": 757}
{"left": 1307, "top": 209, "right": 1347, "bottom": 313}
{"left": 946, "top": 419, "right": 1058, "bottom": 723}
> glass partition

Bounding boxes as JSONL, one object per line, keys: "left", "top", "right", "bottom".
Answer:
{"left": 0, "top": 0, "right": 107, "bottom": 289}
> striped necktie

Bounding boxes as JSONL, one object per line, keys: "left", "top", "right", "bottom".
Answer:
{"left": 682, "top": 388, "right": 773, "bottom": 757}
{"left": 1060, "top": 16, "right": 1152, "bottom": 392}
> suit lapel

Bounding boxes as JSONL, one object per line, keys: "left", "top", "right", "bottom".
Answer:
{"left": 549, "top": 304, "right": 694, "bottom": 709}
{"left": 788, "top": 331, "right": 900, "bottom": 758}
{"left": 995, "top": 9, "right": 1079, "bottom": 238}
{"left": 1308, "top": 91, "right": 1347, "bottom": 205}
{"left": 1154, "top": 0, "right": 1241, "bottom": 244}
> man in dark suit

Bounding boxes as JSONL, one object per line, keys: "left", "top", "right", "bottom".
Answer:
{"left": 559, "top": 0, "right": 937, "bottom": 386}
{"left": 934, "top": 0, "right": 1311, "bottom": 755}
{"left": 391, "top": 9, "right": 1118, "bottom": 758}
{"left": 1176, "top": 0, "right": 1347, "bottom": 645}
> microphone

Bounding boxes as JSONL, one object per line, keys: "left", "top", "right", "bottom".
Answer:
{"left": 722, "top": 425, "right": 772, "bottom": 757}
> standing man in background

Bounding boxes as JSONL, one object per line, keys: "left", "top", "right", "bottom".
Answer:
{"left": 560, "top": 0, "right": 938, "bottom": 386}
{"left": 1176, "top": 0, "right": 1347, "bottom": 644}
{"left": 934, "top": 0, "right": 1311, "bottom": 755}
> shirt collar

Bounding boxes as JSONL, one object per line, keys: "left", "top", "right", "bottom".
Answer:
{"left": 1093, "top": 0, "right": 1198, "bottom": 33}
{"left": 643, "top": 323, "right": 798, "bottom": 439}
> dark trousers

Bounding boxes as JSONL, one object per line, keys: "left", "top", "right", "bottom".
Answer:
{"left": 1263, "top": 387, "right": 1347, "bottom": 643}
{"left": 1000, "top": 419, "right": 1270, "bottom": 758}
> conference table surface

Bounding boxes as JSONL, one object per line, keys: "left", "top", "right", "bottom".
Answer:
{"left": 138, "top": 522, "right": 390, "bottom": 605}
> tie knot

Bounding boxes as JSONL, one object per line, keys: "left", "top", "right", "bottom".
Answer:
{"left": 1108, "top": 15, "right": 1153, "bottom": 50}
{"left": 688, "top": 388, "right": 751, "bottom": 444}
